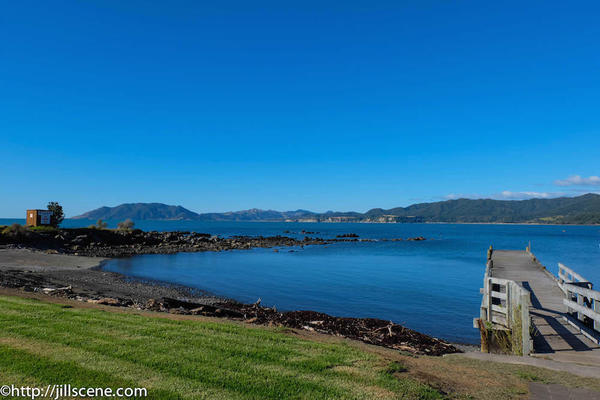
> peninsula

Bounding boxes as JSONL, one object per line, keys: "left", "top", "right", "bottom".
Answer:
{"left": 73, "top": 193, "right": 600, "bottom": 224}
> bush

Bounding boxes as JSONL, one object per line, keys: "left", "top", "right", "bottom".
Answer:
{"left": 117, "top": 219, "right": 134, "bottom": 231}
{"left": 96, "top": 219, "right": 108, "bottom": 229}
{"left": 1, "top": 223, "right": 28, "bottom": 237}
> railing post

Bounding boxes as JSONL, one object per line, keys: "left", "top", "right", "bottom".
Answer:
{"left": 506, "top": 282, "right": 511, "bottom": 328}
{"left": 577, "top": 291, "right": 584, "bottom": 322}
{"left": 521, "top": 292, "right": 531, "bottom": 356}
{"left": 487, "top": 278, "right": 492, "bottom": 321}
{"left": 481, "top": 275, "right": 487, "bottom": 321}
{"left": 595, "top": 299, "right": 599, "bottom": 332}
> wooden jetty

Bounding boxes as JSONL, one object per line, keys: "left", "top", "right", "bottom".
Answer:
{"left": 476, "top": 247, "right": 600, "bottom": 366}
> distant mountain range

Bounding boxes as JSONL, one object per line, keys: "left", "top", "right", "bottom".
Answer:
{"left": 73, "top": 194, "right": 600, "bottom": 224}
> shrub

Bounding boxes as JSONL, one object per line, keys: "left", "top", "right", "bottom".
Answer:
{"left": 96, "top": 219, "right": 108, "bottom": 229}
{"left": 117, "top": 219, "right": 134, "bottom": 231}
{"left": 2, "top": 223, "right": 28, "bottom": 237}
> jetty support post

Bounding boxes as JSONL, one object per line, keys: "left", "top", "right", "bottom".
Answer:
{"left": 521, "top": 290, "right": 532, "bottom": 356}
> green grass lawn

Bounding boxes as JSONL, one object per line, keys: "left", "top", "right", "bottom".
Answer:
{"left": 2, "top": 294, "right": 600, "bottom": 400}
{"left": 0, "top": 296, "right": 442, "bottom": 399}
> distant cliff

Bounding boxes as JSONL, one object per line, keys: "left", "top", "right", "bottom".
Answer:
{"left": 73, "top": 194, "right": 600, "bottom": 224}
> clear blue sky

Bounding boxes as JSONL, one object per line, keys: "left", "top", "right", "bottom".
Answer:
{"left": 1, "top": 1, "right": 599, "bottom": 217}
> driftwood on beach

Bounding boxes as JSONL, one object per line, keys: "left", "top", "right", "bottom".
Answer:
{"left": 0, "top": 268, "right": 459, "bottom": 357}
{"left": 144, "top": 297, "right": 460, "bottom": 356}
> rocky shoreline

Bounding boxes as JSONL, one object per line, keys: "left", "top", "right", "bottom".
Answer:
{"left": 0, "top": 227, "right": 427, "bottom": 258}
{"left": 0, "top": 263, "right": 459, "bottom": 356}
{"left": 0, "top": 227, "right": 328, "bottom": 257}
{"left": 0, "top": 228, "right": 454, "bottom": 356}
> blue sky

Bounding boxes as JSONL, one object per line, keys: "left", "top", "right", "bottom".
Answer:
{"left": 1, "top": 1, "right": 599, "bottom": 217}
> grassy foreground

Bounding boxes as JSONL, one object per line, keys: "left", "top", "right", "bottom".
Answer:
{"left": 0, "top": 295, "right": 440, "bottom": 399}
{"left": 0, "top": 294, "right": 599, "bottom": 399}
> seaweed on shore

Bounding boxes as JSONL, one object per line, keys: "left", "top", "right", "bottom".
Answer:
{"left": 148, "top": 297, "right": 460, "bottom": 356}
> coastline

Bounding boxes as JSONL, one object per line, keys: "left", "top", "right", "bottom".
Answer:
{"left": 0, "top": 247, "right": 222, "bottom": 305}
{"left": 3, "top": 218, "right": 600, "bottom": 227}
{"left": 0, "top": 245, "right": 461, "bottom": 356}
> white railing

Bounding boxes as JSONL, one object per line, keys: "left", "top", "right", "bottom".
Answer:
{"left": 558, "top": 263, "right": 600, "bottom": 336}
{"left": 479, "top": 259, "right": 533, "bottom": 355}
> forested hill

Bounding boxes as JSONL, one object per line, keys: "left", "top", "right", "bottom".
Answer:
{"left": 73, "top": 194, "right": 600, "bottom": 224}
{"left": 72, "top": 203, "right": 200, "bottom": 221}
{"left": 363, "top": 193, "right": 600, "bottom": 224}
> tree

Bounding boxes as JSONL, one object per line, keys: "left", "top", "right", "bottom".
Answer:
{"left": 117, "top": 218, "right": 134, "bottom": 231}
{"left": 47, "top": 202, "right": 64, "bottom": 228}
{"left": 96, "top": 219, "right": 108, "bottom": 229}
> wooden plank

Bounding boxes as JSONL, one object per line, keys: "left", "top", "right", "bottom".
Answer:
{"left": 594, "top": 300, "right": 600, "bottom": 332}
{"left": 490, "top": 277, "right": 511, "bottom": 286}
{"left": 487, "top": 278, "right": 492, "bottom": 321}
{"left": 491, "top": 290, "right": 507, "bottom": 300}
{"left": 559, "top": 270, "right": 569, "bottom": 282}
{"left": 565, "top": 283, "right": 600, "bottom": 302}
{"left": 563, "top": 315, "right": 600, "bottom": 345}
{"left": 563, "top": 299, "right": 600, "bottom": 323}
{"left": 521, "top": 292, "right": 532, "bottom": 355}
{"left": 577, "top": 288, "right": 585, "bottom": 322}
{"left": 557, "top": 281, "right": 567, "bottom": 295}
{"left": 559, "top": 263, "right": 589, "bottom": 283}
{"left": 491, "top": 314, "right": 507, "bottom": 327}
{"left": 491, "top": 304, "right": 507, "bottom": 314}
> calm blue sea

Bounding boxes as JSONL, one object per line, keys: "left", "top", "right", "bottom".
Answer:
{"left": 3, "top": 218, "right": 600, "bottom": 344}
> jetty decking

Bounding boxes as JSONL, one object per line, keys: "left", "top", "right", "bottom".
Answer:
{"left": 481, "top": 249, "right": 600, "bottom": 367}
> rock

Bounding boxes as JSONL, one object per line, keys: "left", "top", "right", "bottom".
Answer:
{"left": 160, "top": 297, "right": 204, "bottom": 310}
{"left": 3, "top": 226, "right": 328, "bottom": 258}
{"left": 91, "top": 297, "right": 123, "bottom": 306}
{"left": 145, "top": 298, "right": 161, "bottom": 311}
{"left": 169, "top": 307, "right": 189, "bottom": 315}
{"left": 71, "top": 234, "right": 89, "bottom": 244}
{"left": 42, "top": 286, "right": 72, "bottom": 295}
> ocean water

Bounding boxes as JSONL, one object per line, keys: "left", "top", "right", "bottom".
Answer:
{"left": 3, "top": 218, "right": 600, "bottom": 344}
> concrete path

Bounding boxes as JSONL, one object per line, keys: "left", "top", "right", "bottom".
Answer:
{"left": 457, "top": 352, "right": 600, "bottom": 379}
{"left": 458, "top": 352, "right": 600, "bottom": 399}
{"left": 529, "top": 382, "right": 600, "bottom": 400}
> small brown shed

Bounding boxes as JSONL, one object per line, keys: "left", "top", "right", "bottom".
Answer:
{"left": 26, "top": 209, "right": 53, "bottom": 227}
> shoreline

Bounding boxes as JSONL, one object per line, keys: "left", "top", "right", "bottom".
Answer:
{"left": 3, "top": 218, "right": 600, "bottom": 227}
{"left": 0, "top": 245, "right": 462, "bottom": 355}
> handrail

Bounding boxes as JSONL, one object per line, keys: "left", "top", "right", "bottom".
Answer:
{"left": 564, "top": 283, "right": 600, "bottom": 302}
{"left": 556, "top": 263, "right": 599, "bottom": 335}
{"left": 559, "top": 263, "right": 589, "bottom": 284}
